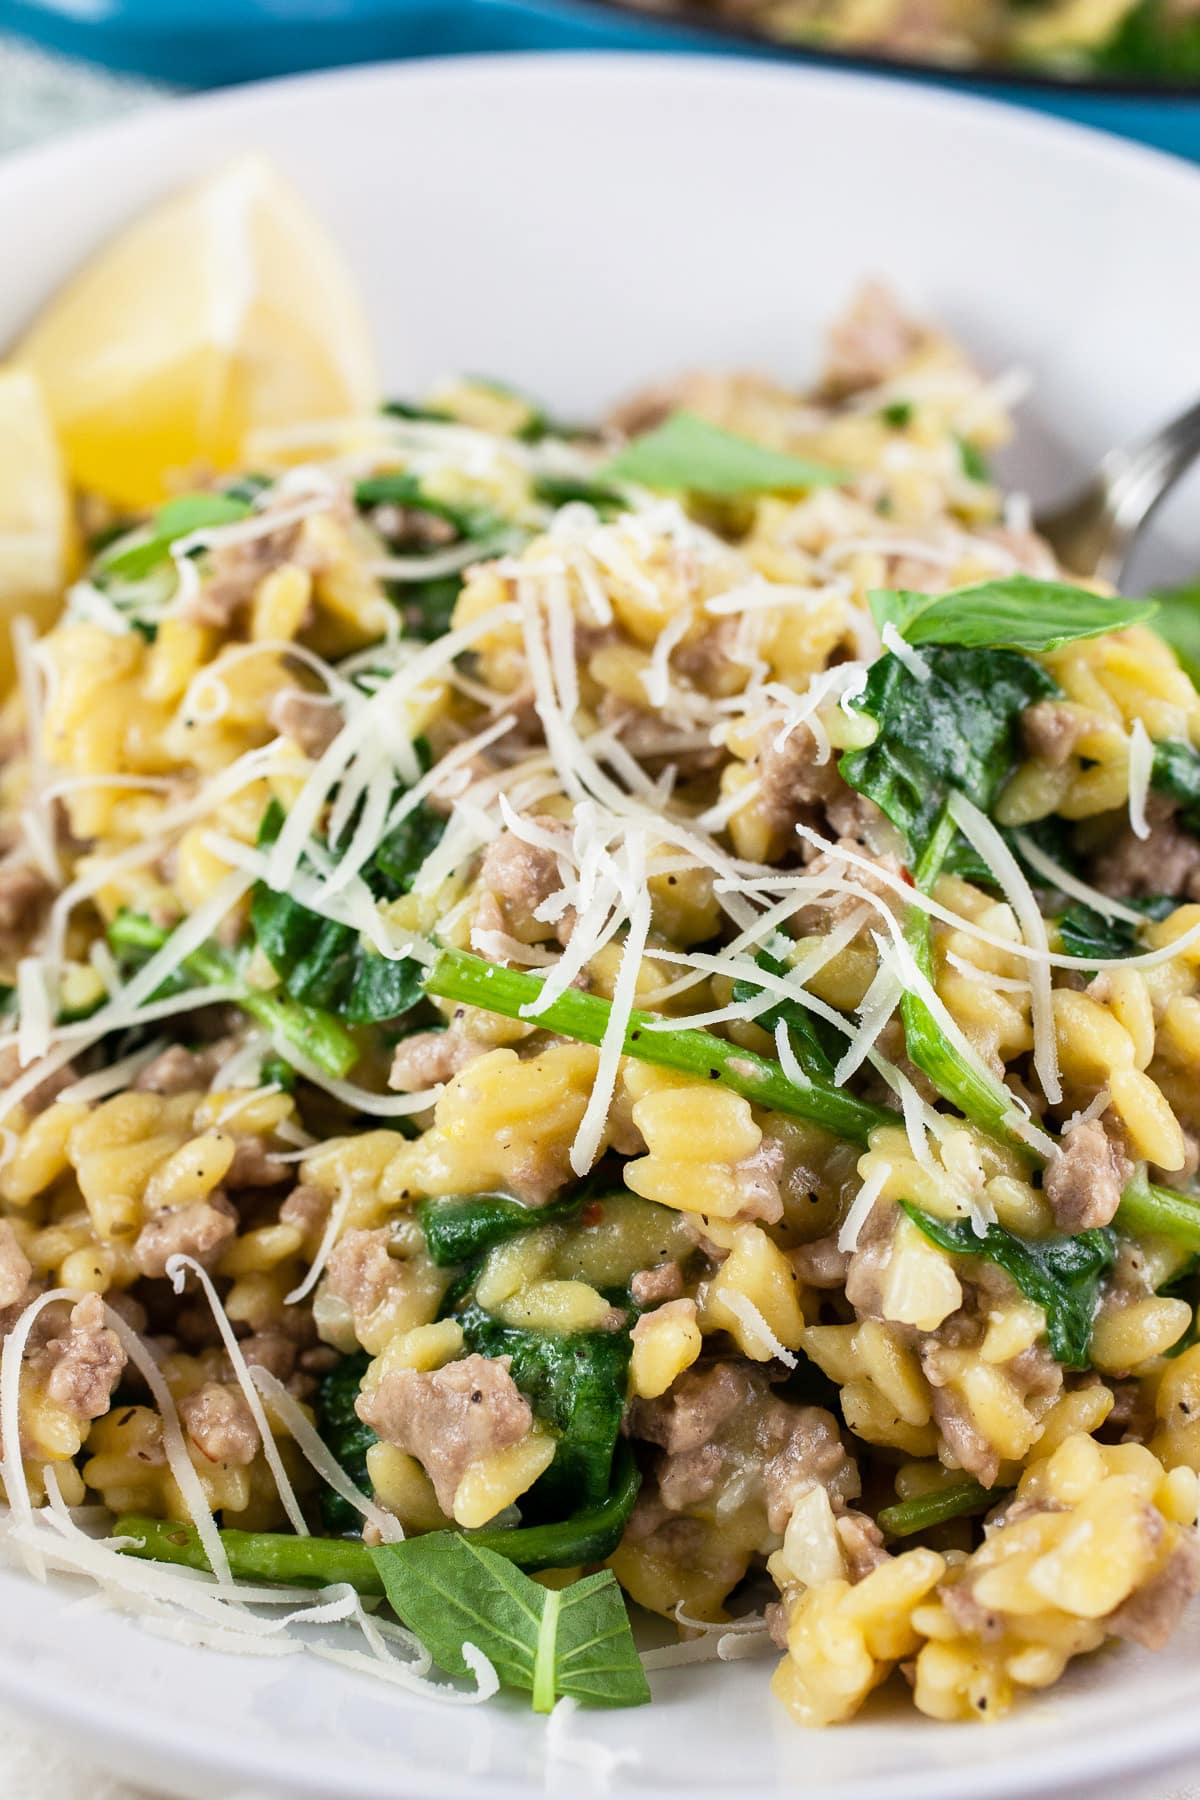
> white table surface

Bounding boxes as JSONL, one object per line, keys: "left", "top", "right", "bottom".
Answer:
{"left": 0, "top": 24, "right": 1198, "bottom": 1800}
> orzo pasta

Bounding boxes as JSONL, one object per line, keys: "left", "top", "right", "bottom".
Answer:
{"left": 3, "top": 267, "right": 1200, "bottom": 1727}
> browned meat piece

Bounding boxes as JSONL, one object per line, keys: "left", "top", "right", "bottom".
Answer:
{"left": 0, "top": 862, "right": 52, "bottom": 963}
{"left": 389, "top": 1023, "right": 484, "bottom": 1093}
{"left": 182, "top": 518, "right": 306, "bottom": 628}
{"left": 926, "top": 1383, "right": 1000, "bottom": 1487}
{"left": 133, "top": 1193, "right": 237, "bottom": 1280}
{"left": 477, "top": 818, "right": 573, "bottom": 945}
{"left": 356, "top": 1352, "right": 532, "bottom": 1515}
{"left": 1021, "top": 700, "right": 1086, "bottom": 768}
{"left": 1043, "top": 1117, "right": 1134, "bottom": 1233}
{"left": 132, "top": 1044, "right": 219, "bottom": 1095}
{"left": 320, "top": 1227, "right": 427, "bottom": 1344}
{"left": 842, "top": 1199, "right": 900, "bottom": 1318}
{"left": 369, "top": 503, "right": 456, "bottom": 549}
{"left": 836, "top": 1510, "right": 889, "bottom": 1580}
{"left": 1092, "top": 808, "right": 1200, "bottom": 901}
{"left": 940, "top": 1578, "right": 1005, "bottom": 1642}
{"left": 0, "top": 1220, "right": 32, "bottom": 1310}
{"left": 628, "top": 1360, "right": 860, "bottom": 1535}
{"left": 279, "top": 1182, "right": 332, "bottom": 1242}
{"left": 40, "top": 1293, "right": 125, "bottom": 1421}
{"left": 821, "top": 283, "right": 925, "bottom": 398}
{"left": 1104, "top": 1377, "right": 1156, "bottom": 1444}
{"left": 237, "top": 1331, "right": 302, "bottom": 1384}
{"left": 268, "top": 687, "right": 343, "bottom": 759}
{"left": 788, "top": 1236, "right": 851, "bottom": 1289}
{"left": 630, "top": 1262, "right": 685, "bottom": 1308}
{"left": 1105, "top": 1533, "right": 1200, "bottom": 1649}
{"left": 225, "top": 1135, "right": 290, "bottom": 1189}
{"left": 0, "top": 1045, "right": 76, "bottom": 1116}
{"left": 629, "top": 1360, "right": 748, "bottom": 1457}
{"left": 793, "top": 834, "right": 905, "bottom": 934}
{"left": 756, "top": 723, "right": 843, "bottom": 838}
{"left": 179, "top": 1382, "right": 260, "bottom": 1466}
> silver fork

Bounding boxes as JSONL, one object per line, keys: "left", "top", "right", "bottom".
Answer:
{"left": 1035, "top": 397, "right": 1200, "bottom": 587}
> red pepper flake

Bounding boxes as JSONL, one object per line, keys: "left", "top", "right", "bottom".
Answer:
{"left": 581, "top": 1201, "right": 605, "bottom": 1226}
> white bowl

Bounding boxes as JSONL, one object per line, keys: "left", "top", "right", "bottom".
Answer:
{"left": 3, "top": 52, "right": 1200, "bottom": 1800}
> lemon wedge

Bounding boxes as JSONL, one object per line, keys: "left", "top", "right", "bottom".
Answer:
{"left": 13, "top": 154, "right": 379, "bottom": 510}
{"left": 0, "top": 367, "right": 73, "bottom": 687}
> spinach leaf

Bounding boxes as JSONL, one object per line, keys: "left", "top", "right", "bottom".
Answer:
{"left": 101, "top": 491, "right": 254, "bottom": 581}
{"left": 369, "top": 1534, "right": 649, "bottom": 1711}
{"left": 354, "top": 471, "right": 504, "bottom": 543}
{"left": 880, "top": 399, "right": 913, "bottom": 428}
{"left": 108, "top": 909, "right": 358, "bottom": 1079}
{"left": 1056, "top": 897, "right": 1175, "bottom": 961}
{"left": 1152, "top": 583, "right": 1200, "bottom": 689}
{"left": 901, "top": 1202, "right": 1117, "bottom": 1367}
{"left": 419, "top": 1190, "right": 592, "bottom": 1269}
{"left": 397, "top": 576, "right": 462, "bottom": 642}
{"left": 730, "top": 948, "right": 839, "bottom": 1081}
{"left": 533, "top": 472, "right": 627, "bottom": 518}
{"left": 313, "top": 1352, "right": 376, "bottom": 1536}
{"left": 840, "top": 644, "right": 1056, "bottom": 859}
{"left": 957, "top": 438, "right": 991, "bottom": 484}
{"left": 250, "top": 798, "right": 438, "bottom": 1025}
{"left": 456, "top": 1301, "right": 630, "bottom": 1514}
{"left": 1151, "top": 738, "right": 1200, "bottom": 835}
{"left": 604, "top": 412, "right": 844, "bottom": 497}
{"left": 869, "top": 577, "right": 1156, "bottom": 654}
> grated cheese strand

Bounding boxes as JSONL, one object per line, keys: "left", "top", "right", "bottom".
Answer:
{"left": 947, "top": 791, "right": 1061, "bottom": 1106}
{"left": 165, "top": 1255, "right": 310, "bottom": 1539}
{"left": 249, "top": 1365, "right": 404, "bottom": 1544}
{"left": 1127, "top": 717, "right": 1153, "bottom": 843}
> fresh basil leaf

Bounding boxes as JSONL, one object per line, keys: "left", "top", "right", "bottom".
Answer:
{"left": 1151, "top": 738, "right": 1200, "bottom": 835}
{"left": 369, "top": 1534, "right": 649, "bottom": 1710}
{"left": 1056, "top": 897, "right": 1175, "bottom": 961}
{"left": 901, "top": 1202, "right": 1117, "bottom": 1367}
{"left": 840, "top": 644, "right": 1056, "bottom": 858}
{"left": 1152, "top": 583, "right": 1200, "bottom": 690}
{"left": 313, "top": 1352, "right": 376, "bottom": 1536}
{"left": 604, "top": 411, "right": 844, "bottom": 497}
{"left": 102, "top": 491, "right": 255, "bottom": 581}
{"left": 730, "top": 949, "right": 839, "bottom": 1081}
{"left": 456, "top": 1302, "right": 630, "bottom": 1514}
{"left": 869, "top": 577, "right": 1157, "bottom": 654}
